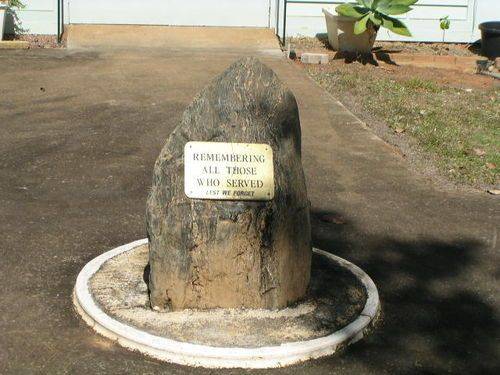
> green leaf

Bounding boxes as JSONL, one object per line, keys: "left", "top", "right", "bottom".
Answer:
{"left": 356, "top": 0, "right": 371, "bottom": 6}
{"left": 369, "top": 12, "right": 382, "bottom": 26}
{"left": 335, "top": 4, "right": 370, "bottom": 19}
{"left": 440, "top": 16, "right": 450, "bottom": 30}
{"left": 384, "top": 5, "right": 412, "bottom": 15}
{"left": 375, "top": 0, "right": 392, "bottom": 8}
{"left": 388, "top": 0, "right": 418, "bottom": 5}
{"left": 380, "top": 14, "right": 412, "bottom": 36}
{"left": 376, "top": 0, "right": 416, "bottom": 13}
{"left": 354, "top": 14, "right": 370, "bottom": 35}
{"left": 7, "top": 0, "right": 25, "bottom": 8}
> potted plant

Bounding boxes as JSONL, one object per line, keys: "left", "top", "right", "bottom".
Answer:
{"left": 0, "top": 0, "right": 24, "bottom": 40}
{"left": 479, "top": 21, "right": 500, "bottom": 59}
{"left": 323, "top": 0, "right": 416, "bottom": 53}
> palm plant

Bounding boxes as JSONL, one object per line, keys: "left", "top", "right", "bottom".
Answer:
{"left": 1, "top": 0, "right": 26, "bottom": 36}
{"left": 336, "top": 0, "right": 417, "bottom": 37}
{"left": 1, "top": 1, "right": 24, "bottom": 8}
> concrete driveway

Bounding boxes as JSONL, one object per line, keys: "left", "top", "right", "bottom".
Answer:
{"left": 66, "top": 24, "right": 283, "bottom": 54}
{"left": 0, "top": 43, "right": 498, "bottom": 374}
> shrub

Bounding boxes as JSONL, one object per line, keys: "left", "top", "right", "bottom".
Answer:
{"left": 336, "top": 0, "right": 417, "bottom": 36}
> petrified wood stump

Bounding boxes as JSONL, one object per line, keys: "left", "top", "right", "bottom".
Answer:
{"left": 146, "top": 57, "right": 311, "bottom": 311}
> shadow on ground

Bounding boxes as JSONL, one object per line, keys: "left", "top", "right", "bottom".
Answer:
{"left": 300, "top": 33, "right": 399, "bottom": 66}
{"left": 331, "top": 50, "right": 398, "bottom": 66}
{"left": 310, "top": 208, "right": 499, "bottom": 374}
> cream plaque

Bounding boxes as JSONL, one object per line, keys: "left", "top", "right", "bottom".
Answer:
{"left": 184, "top": 141, "right": 274, "bottom": 201}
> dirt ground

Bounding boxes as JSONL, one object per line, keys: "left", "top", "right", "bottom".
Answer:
{"left": 288, "top": 35, "right": 481, "bottom": 57}
{"left": 4, "top": 34, "right": 64, "bottom": 48}
{"left": 89, "top": 244, "right": 367, "bottom": 347}
{"left": 298, "top": 56, "right": 499, "bottom": 191}
{"left": 322, "top": 58, "right": 496, "bottom": 90}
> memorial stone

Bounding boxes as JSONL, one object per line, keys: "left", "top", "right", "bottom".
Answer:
{"left": 146, "top": 57, "right": 311, "bottom": 311}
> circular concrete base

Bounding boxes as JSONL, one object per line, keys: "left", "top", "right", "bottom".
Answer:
{"left": 73, "top": 239, "right": 380, "bottom": 368}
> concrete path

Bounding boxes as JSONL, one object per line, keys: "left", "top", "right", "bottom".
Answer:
{"left": 0, "top": 47, "right": 498, "bottom": 374}
{"left": 66, "top": 25, "right": 282, "bottom": 56}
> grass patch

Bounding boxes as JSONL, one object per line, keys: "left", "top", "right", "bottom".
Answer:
{"left": 306, "top": 66, "right": 499, "bottom": 188}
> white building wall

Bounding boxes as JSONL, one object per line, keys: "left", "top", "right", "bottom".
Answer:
{"left": 5, "top": 0, "right": 58, "bottom": 35}
{"left": 5, "top": 0, "right": 500, "bottom": 42}
{"left": 473, "top": 0, "right": 499, "bottom": 39}
{"left": 281, "top": 0, "right": 487, "bottom": 43}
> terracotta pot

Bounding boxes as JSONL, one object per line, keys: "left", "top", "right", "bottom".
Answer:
{"left": 323, "top": 8, "right": 377, "bottom": 54}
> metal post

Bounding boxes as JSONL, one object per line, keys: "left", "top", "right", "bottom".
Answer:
{"left": 283, "top": 0, "right": 287, "bottom": 43}
{"left": 276, "top": 0, "right": 280, "bottom": 37}
{"left": 57, "top": 0, "right": 64, "bottom": 43}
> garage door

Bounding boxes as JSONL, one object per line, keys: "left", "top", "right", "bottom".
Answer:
{"left": 69, "top": 0, "right": 272, "bottom": 28}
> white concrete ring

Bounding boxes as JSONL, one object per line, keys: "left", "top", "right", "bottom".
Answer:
{"left": 73, "top": 239, "right": 380, "bottom": 368}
